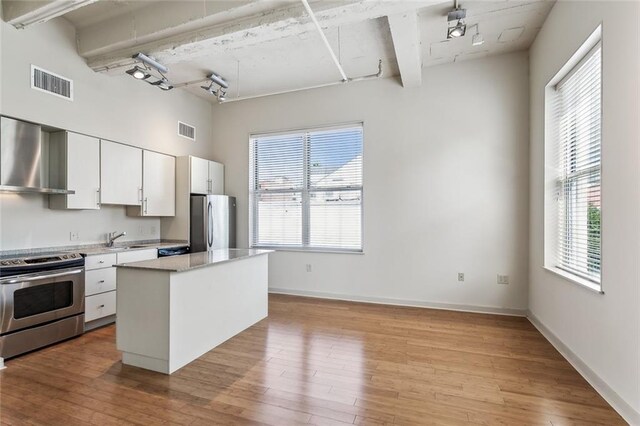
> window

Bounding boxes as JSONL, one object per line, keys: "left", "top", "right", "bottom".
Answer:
{"left": 547, "top": 38, "right": 602, "bottom": 288}
{"left": 250, "top": 124, "right": 363, "bottom": 252}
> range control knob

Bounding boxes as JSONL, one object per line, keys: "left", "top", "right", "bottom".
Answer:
{"left": 12, "top": 260, "right": 21, "bottom": 264}
{"left": 62, "top": 255, "right": 68, "bottom": 259}
{"left": 70, "top": 254, "right": 77, "bottom": 258}
{"left": 1, "top": 261, "right": 10, "bottom": 266}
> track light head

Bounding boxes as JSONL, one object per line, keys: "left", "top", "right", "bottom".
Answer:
{"left": 126, "top": 66, "right": 150, "bottom": 80}
{"left": 151, "top": 78, "right": 173, "bottom": 91}
{"left": 472, "top": 32, "right": 484, "bottom": 46}
{"left": 446, "top": 5, "right": 466, "bottom": 39}
{"left": 447, "top": 19, "right": 466, "bottom": 38}
{"left": 470, "top": 23, "right": 485, "bottom": 46}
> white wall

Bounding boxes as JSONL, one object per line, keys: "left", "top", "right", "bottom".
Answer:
{"left": 211, "top": 52, "right": 530, "bottom": 313}
{"left": 529, "top": 1, "right": 640, "bottom": 422}
{"left": 0, "top": 18, "right": 214, "bottom": 251}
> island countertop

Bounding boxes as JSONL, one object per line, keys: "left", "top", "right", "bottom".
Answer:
{"left": 115, "top": 248, "right": 272, "bottom": 272}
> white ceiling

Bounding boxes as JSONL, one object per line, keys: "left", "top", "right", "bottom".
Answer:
{"left": 58, "top": 0, "right": 554, "bottom": 102}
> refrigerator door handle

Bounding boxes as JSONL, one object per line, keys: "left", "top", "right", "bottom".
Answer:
{"left": 207, "top": 201, "right": 214, "bottom": 248}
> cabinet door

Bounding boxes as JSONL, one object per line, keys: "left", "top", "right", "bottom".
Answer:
{"left": 208, "top": 161, "right": 224, "bottom": 195}
{"left": 85, "top": 291, "right": 116, "bottom": 322}
{"left": 67, "top": 133, "right": 100, "bottom": 209}
{"left": 143, "top": 151, "right": 175, "bottom": 216}
{"left": 100, "top": 141, "right": 142, "bottom": 205}
{"left": 190, "top": 156, "right": 209, "bottom": 194}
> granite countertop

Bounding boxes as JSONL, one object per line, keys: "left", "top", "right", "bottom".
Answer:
{"left": 0, "top": 240, "right": 188, "bottom": 258}
{"left": 115, "top": 249, "right": 272, "bottom": 272}
{"left": 79, "top": 241, "right": 188, "bottom": 256}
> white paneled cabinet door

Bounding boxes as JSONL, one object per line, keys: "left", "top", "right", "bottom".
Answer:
{"left": 67, "top": 133, "right": 101, "bottom": 209}
{"left": 143, "top": 151, "right": 175, "bottom": 216}
{"left": 100, "top": 140, "right": 142, "bottom": 205}
{"left": 209, "top": 161, "right": 224, "bottom": 195}
{"left": 190, "top": 156, "right": 209, "bottom": 194}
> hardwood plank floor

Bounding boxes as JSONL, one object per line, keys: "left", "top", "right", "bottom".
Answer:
{"left": 0, "top": 294, "right": 626, "bottom": 425}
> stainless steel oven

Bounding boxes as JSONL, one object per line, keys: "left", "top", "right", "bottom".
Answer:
{"left": 0, "top": 252, "right": 85, "bottom": 358}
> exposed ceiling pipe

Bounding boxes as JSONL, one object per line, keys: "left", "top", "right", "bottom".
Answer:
{"left": 300, "top": 0, "right": 348, "bottom": 82}
{"left": 223, "top": 60, "right": 382, "bottom": 104}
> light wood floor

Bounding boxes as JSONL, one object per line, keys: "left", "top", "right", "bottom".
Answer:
{"left": 0, "top": 294, "right": 626, "bottom": 425}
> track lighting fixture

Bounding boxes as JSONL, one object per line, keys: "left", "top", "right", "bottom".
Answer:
{"left": 126, "top": 52, "right": 173, "bottom": 91}
{"left": 200, "top": 72, "right": 228, "bottom": 102}
{"left": 447, "top": 1, "right": 466, "bottom": 39}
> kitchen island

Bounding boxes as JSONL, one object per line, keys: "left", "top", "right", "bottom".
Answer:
{"left": 115, "top": 249, "right": 271, "bottom": 374}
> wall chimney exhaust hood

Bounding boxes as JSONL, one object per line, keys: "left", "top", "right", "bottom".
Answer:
{"left": 0, "top": 117, "right": 74, "bottom": 194}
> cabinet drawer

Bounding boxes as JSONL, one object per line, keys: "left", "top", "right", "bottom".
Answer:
{"left": 117, "top": 248, "right": 157, "bottom": 264}
{"left": 85, "top": 291, "right": 116, "bottom": 322}
{"left": 85, "top": 253, "right": 117, "bottom": 270}
{"left": 85, "top": 267, "right": 116, "bottom": 296}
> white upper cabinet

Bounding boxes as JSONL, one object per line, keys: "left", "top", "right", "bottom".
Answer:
{"left": 189, "top": 156, "right": 224, "bottom": 195}
{"left": 49, "top": 132, "right": 100, "bottom": 210}
{"left": 100, "top": 140, "right": 142, "bottom": 205}
{"left": 208, "top": 161, "right": 224, "bottom": 195}
{"left": 190, "top": 156, "right": 209, "bottom": 194}
{"left": 139, "top": 151, "right": 175, "bottom": 216}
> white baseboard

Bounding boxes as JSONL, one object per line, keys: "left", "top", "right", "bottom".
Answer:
{"left": 527, "top": 311, "right": 639, "bottom": 425}
{"left": 268, "top": 287, "right": 527, "bottom": 317}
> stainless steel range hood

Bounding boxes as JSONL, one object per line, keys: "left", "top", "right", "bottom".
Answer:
{"left": 0, "top": 117, "right": 74, "bottom": 194}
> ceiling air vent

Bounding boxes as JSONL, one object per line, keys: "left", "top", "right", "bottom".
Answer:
{"left": 31, "top": 65, "right": 73, "bottom": 100}
{"left": 178, "top": 121, "right": 196, "bottom": 141}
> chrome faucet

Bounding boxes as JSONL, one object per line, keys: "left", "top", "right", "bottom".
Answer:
{"left": 107, "top": 231, "right": 126, "bottom": 247}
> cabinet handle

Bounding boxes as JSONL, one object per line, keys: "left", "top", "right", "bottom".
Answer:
{"left": 138, "top": 188, "right": 143, "bottom": 204}
{"left": 144, "top": 197, "right": 148, "bottom": 214}
{"left": 98, "top": 260, "right": 105, "bottom": 264}
{"left": 98, "top": 280, "right": 105, "bottom": 283}
{"left": 98, "top": 304, "right": 105, "bottom": 309}
{"left": 96, "top": 188, "right": 101, "bottom": 207}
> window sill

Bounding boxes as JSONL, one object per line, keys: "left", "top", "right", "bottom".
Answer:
{"left": 252, "top": 246, "right": 364, "bottom": 255}
{"left": 544, "top": 266, "right": 604, "bottom": 294}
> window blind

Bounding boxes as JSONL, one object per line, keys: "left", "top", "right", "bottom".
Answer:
{"left": 552, "top": 44, "right": 601, "bottom": 283}
{"left": 250, "top": 125, "right": 363, "bottom": 251}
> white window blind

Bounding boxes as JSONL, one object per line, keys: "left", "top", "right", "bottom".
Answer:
{"left": 250, "top": 124, "right": 363, "bottom": 251}
{"left": 551, "top": 43, "right": 601, "bottom": 283}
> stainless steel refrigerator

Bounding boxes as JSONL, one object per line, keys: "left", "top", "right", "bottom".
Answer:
{"left": 190, "top": 195, "right": 236, "bottom": 252}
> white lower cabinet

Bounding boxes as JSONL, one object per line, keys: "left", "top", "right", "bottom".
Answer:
{"left": 85, "top": 291, "right": 117, "bottom": 322}
{"left": 84, "top": 249, "right": 157, "bottom": 327}
{"left": 85, "top": 267, "right": 117, "bottom": 296}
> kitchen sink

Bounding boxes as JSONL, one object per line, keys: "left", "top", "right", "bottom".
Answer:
{"left": 104, "top": 244, "right": 152, "bottom": 251}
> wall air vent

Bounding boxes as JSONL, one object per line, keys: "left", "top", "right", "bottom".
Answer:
{"left": 31, "top": 65, "right": 73, "bottom": 100}
{"left": 178, "top": 121, "right": 196, "bottom": 141}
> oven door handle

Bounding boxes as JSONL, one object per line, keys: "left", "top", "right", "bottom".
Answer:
{"left": 0, "top": 268, "right": 84, "bottom": 285}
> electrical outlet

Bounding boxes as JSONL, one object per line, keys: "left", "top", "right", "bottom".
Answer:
{"left": 306, "top": 264, "right": 312, "bottom": 272}
{"left": 138, "top": 226, "right": 145, "bottom": 236}
{"left": 69, "top": 231, "right": 79, "bottom": 241}
{"left": 458, "top": 272, "right": 464, "bottom": 282}
{"left": 497, "top": 274, "right": 509, "bottom": 285}
{"left": 150, "top": 225, "right": 157, "bottom": 235}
